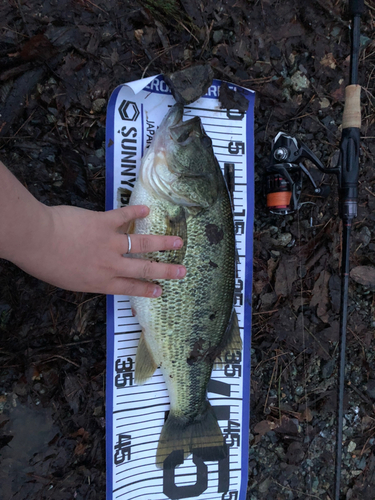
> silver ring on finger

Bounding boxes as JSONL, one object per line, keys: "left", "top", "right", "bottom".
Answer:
{"left": 125, "top": 233, "right": 132, "bottom": 254}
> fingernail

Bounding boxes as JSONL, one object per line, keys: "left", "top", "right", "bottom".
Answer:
{"left": 176, "top": 266, "right": 186, "bottom": 278}
{"left": 173, "top": 238, "right": 183, "bottom": 249}
{"left": 152, "top": 286, "right": 162, "bottom": 297}
{"left": 140, "top": 206, "right": 149, "bottom": 217}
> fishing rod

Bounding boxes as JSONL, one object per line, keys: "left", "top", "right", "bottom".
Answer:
{"left": 334, "top": 1, "right": 363, "bottom": 498}
{"left": 264, "top": 1, "right": 364, "bottom": 498}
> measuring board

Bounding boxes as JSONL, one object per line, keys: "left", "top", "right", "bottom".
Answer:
{"left": 105, "top": 75, "right": 254, "bottom": 500}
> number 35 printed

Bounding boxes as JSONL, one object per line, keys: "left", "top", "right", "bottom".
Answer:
{"left": 114, "top": 357, "right": 133, "bottom": 388}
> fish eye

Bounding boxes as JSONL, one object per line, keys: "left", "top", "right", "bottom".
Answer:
{"left": 201, "top": 136, "right": 212, "bottom": 148}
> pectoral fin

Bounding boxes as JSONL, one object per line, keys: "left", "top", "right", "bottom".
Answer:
{"left": 135, "top": 330, "right": 158, "bottom": 384}
{"left": 165, "top": 207, "right": 187, "bottom": 264}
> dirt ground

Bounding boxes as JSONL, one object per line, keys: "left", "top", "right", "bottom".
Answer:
{"left": 0, "top": 0, "right": 375, "bottom": 499}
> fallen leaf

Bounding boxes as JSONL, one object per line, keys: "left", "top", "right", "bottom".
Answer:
{"left": 74, "top": 442, "right": 88, "bottom": 456}
{"left": 310, "top": 270, "right": 331, "bottom": 323}
{"left": 350, "top": 266, "right": 375, "bottom": 289}
{"left": 320, "top": 53, "right": 337, "bottom": 69}
{"left": 134, "top": 29, "right": 143, "bottom": 43}
{"left": 275, "top": 255, "right": 298, "bottom": 297}
{"left": 253, "top": 420, "right": 276, "bottom": 438}
{"left": 300, "top": 407, "right": 313, "bottom": 422}
{"left": 267, "top": 257, "right": 279, "bottom": 280}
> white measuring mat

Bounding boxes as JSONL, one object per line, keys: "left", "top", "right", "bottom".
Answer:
{"left": 105, "top": 75, "right": 255, "bottom": 500}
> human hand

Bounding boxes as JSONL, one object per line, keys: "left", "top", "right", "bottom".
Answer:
{"left": 16, "top": 204, "right": 186, "bottom": 297}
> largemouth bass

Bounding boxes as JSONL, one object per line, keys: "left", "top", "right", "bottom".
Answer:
{"left": 129, "top": 103, "right": 242, "bottom": 468}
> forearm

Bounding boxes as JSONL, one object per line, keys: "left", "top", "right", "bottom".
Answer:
{"left": 0, "top": 161, "right": 52, "bottom": 267}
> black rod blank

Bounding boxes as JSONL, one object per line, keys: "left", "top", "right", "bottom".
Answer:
{"left": 334, "top": 221, "right": 352, "bottom": 499}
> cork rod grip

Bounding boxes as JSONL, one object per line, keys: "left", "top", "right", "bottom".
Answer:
{"left": 342, "top": 84, "right": 361, "bottom": 129}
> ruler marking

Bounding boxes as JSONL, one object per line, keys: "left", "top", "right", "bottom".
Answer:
{"left": 113, "top": 402, "right": 169, "bottom": 414}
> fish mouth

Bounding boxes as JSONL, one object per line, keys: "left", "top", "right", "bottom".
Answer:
{"left": 165, "top": 104, "right": 205, "bottom": 144}
{"left": 163, "top": 103, "right": 184, "bottom": 129}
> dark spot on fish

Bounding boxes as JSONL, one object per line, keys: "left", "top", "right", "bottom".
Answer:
{"left": 172, "top": 360, "right": 176, "bottom": 364}
{"left": 187, "top": 355, "right": 197, "bottom": 365}
{"left": 209, "top": 313, "right": 216, "bottom": 321}
{"left": 205, "top": 224, "right": 224, "bottom": 245}
{"left": 209, "top": 260, "right": 218, "bottom": 268}
{"left": 187, "top": 338, "right": 205, "bottom": 365}
{"left": 169, "top": 374, "right": 173, "bottom": 378}
{"left": 187, "top": 337, "right": 222, "bottom": 365}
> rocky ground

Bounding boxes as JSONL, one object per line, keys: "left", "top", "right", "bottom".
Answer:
{"left": 0, "top": 0, "right": 374, "bottom": 499}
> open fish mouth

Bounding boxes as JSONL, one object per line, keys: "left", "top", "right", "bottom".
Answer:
{"left": 163, "top": 104, "right": 211, "bottom": 148}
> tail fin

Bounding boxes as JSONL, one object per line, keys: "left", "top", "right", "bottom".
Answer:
{"left": 156, "top": 401, "right": 227, "bottom": 469}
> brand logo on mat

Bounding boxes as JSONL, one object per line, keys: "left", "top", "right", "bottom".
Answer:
{"left": 118, "top": 100, "right": 140, "bottom": 121}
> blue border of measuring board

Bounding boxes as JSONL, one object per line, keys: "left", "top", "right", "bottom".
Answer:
{"left": 240, "top": 87, "right": 255, "bottom": 500}
{"left": 105, "top": 83, "right": 122, "bottom": 500}
{"left": 105, "top": 78, "right": 255, "bottom": 500}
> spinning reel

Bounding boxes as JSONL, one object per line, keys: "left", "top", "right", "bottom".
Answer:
{"left": 265, "top": 132, "right": 337, "bottom": 215}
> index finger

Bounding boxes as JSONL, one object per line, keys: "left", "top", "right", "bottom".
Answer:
{"left": 107, "top": 205, "right": 149, "bottom": 227}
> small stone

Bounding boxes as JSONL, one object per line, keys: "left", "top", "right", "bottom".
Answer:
{"left": 165, "top": 65, "right": 214, "bottom": 105}
{"left": 357, "top": 226, "right": 371, "bottom": 247}
{"left": 258, "top": 477, "right": 272, "bottom": 493}
{"left": 351, "top": 470, "right": 363, "bottom": 477}
{"left": 93, "top": 406, "right": 103, "bottom": 417}
{"left": 13, "top": 381, "right": 28, "bottom": 396}
{"left": 311, "top": 477, "right": 319, "bottom": 492}
{"left": 291, "top": 71, "right": 310, "bottom": 92}
{"left": 212, "top": 30, "right": 224, "bottom": 44}
{"left": 295, "top": 385, "right": 304, "bottom": 396}
{"left": 347, "top": 441, "right": 356, "bottom": 453}
{"left": 92, "top": 98, "right": 107, "bottom": 113}
{"left": 322, "top": 359, "right": 335, "bottom": 379}
{"left": 319, "top": 97, "right": 330, "bottom": 109}
{"left": 276, "top": 232, "right": 292, "bottom": 247}
{"left": 261, "top": 292, "right": 277, "bottom": 309}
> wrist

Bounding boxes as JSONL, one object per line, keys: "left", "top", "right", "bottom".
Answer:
{"left": 2, "top": 199, "right": 54, "bottom": 270}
